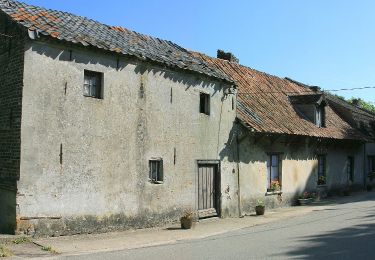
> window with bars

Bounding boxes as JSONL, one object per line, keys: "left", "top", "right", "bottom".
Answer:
{"left": 318, "top": 155, "right": 326, "bottom": 185}
{"left": 347, "top": 156, "right": 354, "bottom": 183}
{"left": 83, "top": 70, "right": 103, "bottom": 99}
{"left": 149, "top": 159, "right": 163, "bottom": 183}
{"left": 267, "top": 154, "right": 281, "bottom": 191}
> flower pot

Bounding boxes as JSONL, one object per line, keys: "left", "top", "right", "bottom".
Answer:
{"left": 255, "top": 205, "right": 265, "bottom": 215}
{"left": 298, "top": 198, "right": 313, "bottom": 206}
{"left": 180, "top": 217, "right": 193, "bottom": 229}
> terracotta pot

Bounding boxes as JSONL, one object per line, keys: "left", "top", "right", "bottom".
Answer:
{"left": 180, "top": 217, "right": 193, "bottom": 229}
{"left": 255, "top": 205, "right": 265, "bottom": 215}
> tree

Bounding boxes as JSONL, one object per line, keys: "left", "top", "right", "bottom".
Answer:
{"left": 349, "top": 98, "right": 375, "bottom": 114}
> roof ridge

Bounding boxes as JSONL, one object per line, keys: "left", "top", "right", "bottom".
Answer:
{"left": 0, "top": 0, "right": 232, "bottom": 83}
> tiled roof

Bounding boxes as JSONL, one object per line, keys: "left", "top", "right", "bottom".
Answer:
{"left": 193, "top": 52, "right": 367, "bottom": 141}
{"left": 0, "top": 0, "right": 232, "bottom": 83}
{"left": 326, "top": 94, "right": 375, "bottom": 141}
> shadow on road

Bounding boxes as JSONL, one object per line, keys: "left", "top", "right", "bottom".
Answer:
{"left": 281, "top": 195, "right": 375, "bottom": 259}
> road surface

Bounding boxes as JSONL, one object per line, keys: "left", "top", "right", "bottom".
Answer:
{"left": 60, "top": 193, "right": 375, "bottom": 260}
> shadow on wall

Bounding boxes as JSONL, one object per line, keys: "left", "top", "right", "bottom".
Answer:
{"left": 280, "top": 206, "right": 375, "bottom": 259}
{"left": 31, "top": 43, "right": 223, "bottom": 95}
{"left": 0, "top": 181, "right": 17, "bottom": 234}
{"left": 218, "top": 122, "right": 363, "bottom": 211}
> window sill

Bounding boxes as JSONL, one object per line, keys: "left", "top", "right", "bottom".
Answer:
{"left": 149, "top": 180, "right": 164, "bottom": 184}
{"left": 317, "top": 184, "right": 327, "bottom": 187}
{"left": 265, "top": 191, "right": 282, "bottom": 196}
{"left": 83, "top": 95, "right": 103, "bottom": 100}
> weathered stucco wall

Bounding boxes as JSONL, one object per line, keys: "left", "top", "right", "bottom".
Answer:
{"left": 18, "top": 41, "right": 236, "bottom": 236}
{"left": 236, "top": 133, "right": 365, "bottom": 215}
{"left": 0, "top": 13, "right": 26, "bottom": 234}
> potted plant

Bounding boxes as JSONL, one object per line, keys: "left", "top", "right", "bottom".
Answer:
{"left": 180, "top": 209, "right": 194, "bottom": 229}
{"left": 268, "top": 180, "right": 281, "bottom": 192}
{"left": 255, "top": 200, "right": 265, "bottom": 215}
{"left": 317, "top": 176, "right": 326, "bottom": 185}
{"left": 298, "top": 192, "right": 315, "bottom": 205}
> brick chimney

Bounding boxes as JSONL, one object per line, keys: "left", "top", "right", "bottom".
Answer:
{"left": 217, "top": 49, "right": 239, "bottom": 63}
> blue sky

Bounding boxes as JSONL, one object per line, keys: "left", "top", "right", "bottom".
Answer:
{"left": 22, "top": 0, "right": 375, "bottom": 103}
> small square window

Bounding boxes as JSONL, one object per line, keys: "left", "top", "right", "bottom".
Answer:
{"left": 84, "top": 70, "right": 103, "bottom": 99}
{"left": 200, "top": 93, "right": 210, "bottom": 115}
{"left": 149, "top": 159, "right": 163, "bottom": 183}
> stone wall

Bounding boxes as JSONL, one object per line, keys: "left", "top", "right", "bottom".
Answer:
{"left": 17, "top": 40, "right": 237, "bottom": 236}
{"left": 0, "top": 13, "right": 25, "bottom": 234}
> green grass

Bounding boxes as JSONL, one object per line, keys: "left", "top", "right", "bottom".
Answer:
{"left": 12, "top": 236, "right": 30, "bottom": 244}
{"left": 41, "top": 246, "right": 59, "bottom": 254}
{"left": 0, "top": 245, "right": 13, "bottom": 258}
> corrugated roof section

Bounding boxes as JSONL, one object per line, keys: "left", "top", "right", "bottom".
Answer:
{"left": 193, "top": 52, "right": 367, "bottom": 141}
{"left": 0, "top": 0, "right": 233, "bottom": 83}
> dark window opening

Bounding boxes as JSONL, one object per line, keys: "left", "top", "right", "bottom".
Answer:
{"left": 316, "top": 105, "right": 326, "bottom": 128}
{"left": 83, "top": 70, "right": 103, "bottom": 99}
{"left": 369, "top": 156, "right": 375, "bottom": 175}
{"left": 347, "top": 156, "right": 354, "bottom": 182}
{"left": 267, "top": 154, "right": 281, "bottom": 191}
{"left": 200, "top": 93, "right": 210, "bottom": 115}
{"left": 318, "top": 155, "right": 326, "bottom": 185}
{"left": 149, "top": 159, "right": 163, "bottom": 183}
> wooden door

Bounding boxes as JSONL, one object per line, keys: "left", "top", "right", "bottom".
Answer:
{"left": 198, "top": 163, "right": 219, "bottom": 218}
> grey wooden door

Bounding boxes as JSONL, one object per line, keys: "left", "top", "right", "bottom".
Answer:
{"left": 198, "top": 163, "right": 219, "bottom": 218}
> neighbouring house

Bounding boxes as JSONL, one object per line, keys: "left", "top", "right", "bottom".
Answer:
{"left": 324, "top": 94, "right": 375, "bottom": 186}
{"left": 195, "top": 51, "right": 372, "bottom": 215}
{"left": 0, "top": 0, "right": 238, "bottom": 235}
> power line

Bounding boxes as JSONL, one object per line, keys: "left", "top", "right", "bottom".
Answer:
{"left": 238, "top": 86, "right": 375, "bottom": 95}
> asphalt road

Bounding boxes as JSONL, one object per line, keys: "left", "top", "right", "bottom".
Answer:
{"left": 61, "top": 194, "right": 375, "bottom": 260}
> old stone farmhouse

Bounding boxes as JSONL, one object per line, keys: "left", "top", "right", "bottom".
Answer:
{"left": 0, "top": 0, "right": 374, "bottom": 236}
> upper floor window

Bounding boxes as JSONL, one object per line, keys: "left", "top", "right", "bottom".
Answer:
{"left": 200, "top": 92, "right": 210, "bottom": 115}
{"left": 289, "top": 94, "right": 326, "bottom": 128}
{"left": 315, "top": 105, "right": 326, "bottom": 128}
{"left": 267, "top": 154, "right": 281, "bottom": 192}
{"left": 84, "top": 70, "right": 103, "bottom": 99}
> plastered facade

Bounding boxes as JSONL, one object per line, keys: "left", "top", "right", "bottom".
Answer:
{"left": 17, "top": 40, "right": 237, "bottom": 236}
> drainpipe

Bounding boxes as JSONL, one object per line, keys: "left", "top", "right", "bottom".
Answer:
{"left": 236, "top": 129, "right": 242, "bottom": 217}
{"left": 364, "top": 142, "right": 367, "bottom": 188}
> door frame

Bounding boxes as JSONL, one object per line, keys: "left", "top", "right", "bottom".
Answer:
{"left": 196, "top": 160, "right": 221, "bottom": 218}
